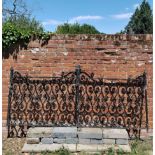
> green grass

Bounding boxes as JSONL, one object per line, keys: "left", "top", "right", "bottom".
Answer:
{"left": 39, "top": 148, "right": 71, "bottom": 155}
{"left": 128, "top": 139, "right": 153, "bottom": 155}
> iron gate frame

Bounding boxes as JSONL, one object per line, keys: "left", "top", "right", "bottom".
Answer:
{"left": 7, "top": 65, "right": 148, "bottom": 139}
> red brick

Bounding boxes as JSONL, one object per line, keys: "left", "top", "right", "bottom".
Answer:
{"left": 2, "top": 34, "right": 153, "bottom": 135}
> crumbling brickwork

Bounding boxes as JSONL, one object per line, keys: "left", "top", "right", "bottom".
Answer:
{"left": 2, "top": 34, "right": 153, "bottom": 134}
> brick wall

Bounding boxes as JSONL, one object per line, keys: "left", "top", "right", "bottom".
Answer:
{"left": 2, "top": 34, "right": 153, "bottom": 131}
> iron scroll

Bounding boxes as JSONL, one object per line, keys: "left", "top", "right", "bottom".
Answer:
{"left": 7, "top": 66, "right": 148, "bottom": 139}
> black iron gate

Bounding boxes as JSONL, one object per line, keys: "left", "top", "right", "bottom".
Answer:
{"left": 7, "top": 65, "right": 148, "bottom": 139}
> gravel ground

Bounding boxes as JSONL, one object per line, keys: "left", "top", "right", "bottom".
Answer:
{"left": 2, "top": 135, "right": 26, "bottom": 155}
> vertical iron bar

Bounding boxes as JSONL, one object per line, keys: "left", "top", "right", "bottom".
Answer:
{"left": 145, "top": 90, "right": 149, "bottom": 132}
{"left": 7, "top": 67, "right": 14, "bottom": 137}
{"left": 75, "top": 65, "right": 81, "bottom": 128}
{"left": 143, "top": 72, "right": 149, "bottom": 132}
{"left": 138, "top": 91, "right": 143, "bottom": 139}
{"left": 139, "top": 72, "right": 147, "bottom": 139}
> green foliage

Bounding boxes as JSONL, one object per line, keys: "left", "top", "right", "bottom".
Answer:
{"left": 56, "top": 23, "right": 100, "bottom": 34}
{"left": 129, "top": 139, "right": 153, "bottom": 155}
{"left": 40, "top": 148, "right": 70, "bottom": 155}
{"left": 125, "top": 0, "right": 153, "bottom": 34}
{"left": 5, "top": 15, "right": 44, "bottom": 33}
{"left": 117, "top": 147, "right": 125, "bottom": 155}
{"left": 2, "top": 16, "right": 50, "bottom": 50}
{"left": 54, "top": 148, "right": 70, "bottom": 155}
{"left": 106, "top": 147, "right": 115, "bottom": 155}
{"left": 2, "top": 22, "right": 30, "bottom": 49}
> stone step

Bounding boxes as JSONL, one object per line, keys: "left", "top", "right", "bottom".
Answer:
{"left": 27, "top": 127, "right": 53, "bottom": 138}
{"left": 78, "top": 128, "right": 102, "bottom": 139}
{"left": 53, "top": 127, "right": 77, "bottom": 138}
{"left": 22, "top": 143, "right": 131, "bottom": 153}
{"left": 27, "top": 137, "right": 128, "bottom": 145}
{"left": 27, "top": 138, "right": 40, "bottom": 144}
{"left": 27, "top": 127, "right": 129, "bottom": 139}
{"left": 103, "top": 129, "right": 128, "bottom": 139}
{"left": 26, "top": 127, "right": 129, "bottom": 146}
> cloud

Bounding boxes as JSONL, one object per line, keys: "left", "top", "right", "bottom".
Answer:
{"left": 125, "top": 8, "right": 129, "bottom": 10}
{"left": 42, "top": 15, "right": 103, "bottom": 27}
{"left": 42, "top": 19, "right": 62, "bottom": 26}
{"left": 133, "top": 3, "right": 140, "bottom": 9}
{"left": 111, "top": 13, "right": 133, "bottom": 20}
{"left": 68, "top": 15, "right": 103, "bottom": 23}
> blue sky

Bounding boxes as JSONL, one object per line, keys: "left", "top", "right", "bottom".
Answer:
{"left": 26, "top": 0, "right": 153, "bottom": 34}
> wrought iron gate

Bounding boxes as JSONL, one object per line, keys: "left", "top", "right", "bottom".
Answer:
{"left": 7, "top": 66, "right": 148, "bottom": 139}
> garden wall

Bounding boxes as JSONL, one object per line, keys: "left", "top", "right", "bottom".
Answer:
{"left": 2, "top": 34, "right": 153, "bottom": 135}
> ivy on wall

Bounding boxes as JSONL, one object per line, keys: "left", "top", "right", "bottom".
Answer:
{"left": 2, "top": 22, "right": 50, "bottom": 51}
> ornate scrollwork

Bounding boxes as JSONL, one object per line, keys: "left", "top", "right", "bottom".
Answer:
{"left": 7, "top": 66, "right": 147, "bottom": 139}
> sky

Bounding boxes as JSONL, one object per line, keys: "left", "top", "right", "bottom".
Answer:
{"left": 25, "top": 0, "right": 153, "bottom": 34}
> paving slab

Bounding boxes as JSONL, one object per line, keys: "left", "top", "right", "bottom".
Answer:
{"left": 22, "top": 143, "right": 63, "bottom": 152}
{"left": 22, "top": 143, "right": 131, "bottom": 153}
{"left": 90, "top": 139, "right": 103, "bottom": 144}
{"left": 78, "top": 128, "right": 102, "bottom": 139}
{"left": 66, "top": 138, "right": 78, "bottom": 144}
{"left": 53, "top": 127, "right": 77, "bottom": 138}
{"left": 103, "top": 139, "right": 115, "bottom": 144}
{"left": 27, "top": 127, "right": 53, "bottom": 138}
{"left": 115, "top": 144, "right": 131, "bottom": 153}
{"left": 79, "top": 138, "right": 91, "bottom": 144}
{"left": 77, "top": 144, "right": 114, "bottom": 152}
{"left": 27, "top": 138, "right": 40, "bottom": 144}
{"left": 77, "top": 144, "right": 131, "bottom": 153}
{"left": 22, "top": 143, "right": 76, "bottom": 152}
{"left": 41, "top": 138, "right": 53, "bottom": 144}
{"left": 62, "top": 144, "right": 77, "bottom": 152}
{"left": 116, "top": 139, "right": 128, "bottom": 145}
{"left": 102, "top": 128, "right": 128, "bottom": 139}
{"left": 53, "top": 138, "right": 66, "bottom": 144}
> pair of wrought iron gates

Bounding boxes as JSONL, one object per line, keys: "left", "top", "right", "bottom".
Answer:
{"left": 7, "top": 65, "right": 148, "bottom": 139}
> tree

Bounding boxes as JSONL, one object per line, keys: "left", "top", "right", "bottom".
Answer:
{"left": 3, "top": 0, "right": 43, "bottom": 33}
{"left": 2, "top": 0, "right": 45, "bottom": 52}
{"left": 125, "top": 0, "right": 153, "bottom": 34}
{"left": 56, "top": 23, "right": 100, "bottom": 34}
{"left": 3, "top": 0, "right": 30, "bottom": 21}
{"left": 4, "top": 15, "right": 44, "bottom": 33}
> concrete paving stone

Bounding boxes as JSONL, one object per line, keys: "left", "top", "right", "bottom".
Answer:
{"left": 97, "top": 144, "right": 114, "bottom": 151}
{"left": 78, "top": 128, "right": 102, "bottom": 139}
{"left": 77, "top": 144, "right": 113, "bottom": 152}
{"left": 79, "top": 138, "right": 91, "bottom": 144}
{"left": 116, "top": 139, "right": 129, "bottom": 145}
{"left": 22, "top": 143, "right": 63, "bottom": 153}
{"left": 102, "top": 128, "right": 128, "bottom": 139}
{"left": 90, "top": 139, "right": 103, "bottom": 144}
{"left": 22, "top": 143, "right": 131, "bottom": 153}
{"left": 41, "top": 138, "right": 53, "bottom": 144}
{"left": 53, "top": 127, "right": 77, "bottom": 138}
{"left": 27, "top": 138, "right": 40, "bottom": 144}
{"left": 53, "top": 138, "right": 66, "bottom": 144}
{"left": 77, "top": 144, "right": 98, "bottom": 152}
{"left": 77, "top": 144, "right": 131, "bottom": 153}
{"left": 115, "top": 144, "right": 131, "bottom": 153}
{"left": 27, "top": 127, "right": 53, "bottom": 138}
{"left": 62, "top": 144, "right": 77, "bottom": 152}
{"left": 103, "top": 139, "right": 115, "bottom": 144}
{"left": 66, "top": 138, "right": 78, "bottom": 144}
